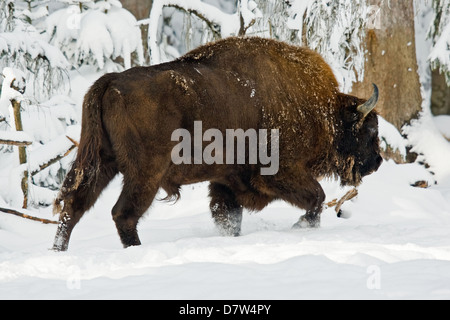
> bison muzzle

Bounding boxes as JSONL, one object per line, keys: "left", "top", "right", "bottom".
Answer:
{"left": 52, "top": 37, "right": 382, "bottom": 251}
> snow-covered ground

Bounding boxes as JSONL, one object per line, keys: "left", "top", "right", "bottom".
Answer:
{"left": 1, "top": 156, "right": 450, "bottom": 299}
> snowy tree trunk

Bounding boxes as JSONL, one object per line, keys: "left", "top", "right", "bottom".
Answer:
{"left": 351, "top": 0, "right": 422, "bottom": 132}
{"left": 121, "top": 0, "right": 153, "bottom": 19}
{"left": 121, "top": 0, "right": 153, "bottom": 63}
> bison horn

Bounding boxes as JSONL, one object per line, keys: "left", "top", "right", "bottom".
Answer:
{"left": 357, "top": 83, "right": 379, "bottom": 118}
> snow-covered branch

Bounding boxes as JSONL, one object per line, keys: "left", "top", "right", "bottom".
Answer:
{"left": 429, "top": 22, "right": 450, "bottom": 85}
{"left": 28, "top": 127, "right": 80, "bottom": 176}
{"left": 301, "top": 0, "right": 369, "bottom": 92}
{"left": 0, "top": 18, "right": 69, "bottom": 99}
{"left": 1, "top": 67, "right": 26, "bottom": 104}
{"left": 0, "top": 131, "right": 33, "bottom": 147}
{"left": 0, "top": 65, "right": 80, "bottom": 208}
{"left": 46, "top": 1, "right": 143, "bottom": 71}
{"left": 148, "top": 0, "right": 261, "bottom": 65}
{"left": 428, "top": 0, "right": 450, "bottom": 85}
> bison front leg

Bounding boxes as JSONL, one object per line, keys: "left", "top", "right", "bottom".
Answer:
{"left": 292, "top": 206, "right": 323, "bottom": 229}
{"left": 291, "top": 179, "right": 325, "bottom": 229}
{"left": 209, "top": 183, "right": 243, "bottom": 236}
{"left": 269, "top": 174, "right": 325, "bottom": 229}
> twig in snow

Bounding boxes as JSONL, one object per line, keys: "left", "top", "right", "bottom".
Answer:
{"left": 325, "top": 188, "right": 358, "bottom": 214}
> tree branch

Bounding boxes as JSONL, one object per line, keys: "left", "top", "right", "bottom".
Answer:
{"left": 325, "top": 188, "right": 358, "bottom": 213}
{"left": 0, "top": 207, "right": 58, "bottom": 224}
{"left": 65, "top": 135, "right": 79, "bottom": 147}
{"left": 30, "top": 137, "right": 78, "bottom": 177}
{"left": 0, "top": 139, "right": 32, "bottom": 147}
{"left": 168, "top": 4, "right": 221, "bottom": 39}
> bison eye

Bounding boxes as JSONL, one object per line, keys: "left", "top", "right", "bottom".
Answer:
{"left": 345, "top": 110, "right": 360, "bottom": 124}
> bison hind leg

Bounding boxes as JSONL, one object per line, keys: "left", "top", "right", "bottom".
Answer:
{"left": 209, "top": 183, "right": 243, "bottom": 237}
{"left": 52, "top": 160, "right": 118, "bottom": 251}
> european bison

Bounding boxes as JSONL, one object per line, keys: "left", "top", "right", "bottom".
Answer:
{"left": 52, "top": 37, "right": 381, "bottom": 251}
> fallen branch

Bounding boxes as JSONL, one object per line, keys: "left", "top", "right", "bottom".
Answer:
{"left": 411, "top": 180, "right": 429, "bottom": 188}
{"left": 325, "top": 188, "right": 358, "bottom": 213}
{"left": 0, "top": 130, "right": 33, "bottom": 147}
{"left": 0, "top": 139, "right": 32, "bottom": 147}
{"left": 0, "top": 207, "right": 58, "bottom": 224}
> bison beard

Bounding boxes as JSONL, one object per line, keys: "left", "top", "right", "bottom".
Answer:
{"left": 52, "top": 37, "right": 382, "bottom": 251}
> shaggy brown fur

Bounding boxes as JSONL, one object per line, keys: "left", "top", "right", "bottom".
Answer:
{"left": 52, "top": 37, "right": 381, "bottom": 251}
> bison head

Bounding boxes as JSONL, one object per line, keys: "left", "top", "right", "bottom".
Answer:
{"left": 337, "top": 84, "right": 383, "bottom": 186}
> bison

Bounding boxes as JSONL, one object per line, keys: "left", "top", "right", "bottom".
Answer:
{"left": 52, "top": 37, "right": 382, "bottom": 251}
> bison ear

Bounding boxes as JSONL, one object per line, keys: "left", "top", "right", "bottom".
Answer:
{"left": 356, "top": 84, "right": 378, "bottom": 118}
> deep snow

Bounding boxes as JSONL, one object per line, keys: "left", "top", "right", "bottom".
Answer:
{"left": 1, "top": 157, "right": 450, "bottom": 299}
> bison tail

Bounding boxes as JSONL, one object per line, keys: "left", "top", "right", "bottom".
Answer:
{"left": 54, "top": 73, "right": 117, "bottom": 213}
{"left": 76, "top": 73, "right": 116, "bottom": 184}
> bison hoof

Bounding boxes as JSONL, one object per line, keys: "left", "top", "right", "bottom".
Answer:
{"left": 215, "top": 217, "right": 241, "bottom": 236}
{"left": 51, "top": 244, "right": 67, "bottom": 252}
{"left": 52, "top": 231, "right": 70, "bottom": 252}
{"left": 217, "top": 225, "right": 241, "bottom": 237}
{"left": 292, "top": 216, "right": 320, "bottom": 229}
{"left": 213, "top": 210, "right": 242, "bottom": 237}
